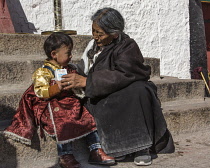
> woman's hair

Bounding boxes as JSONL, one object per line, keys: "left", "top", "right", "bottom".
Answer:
{"left": 88, "top": 8, "right": 125, "bottom": 59}
{"left": 43, "top": 32, "right": 73, "bottom": 59}
{"left": 91, "top": 7, "right": 125, "bottom": 37}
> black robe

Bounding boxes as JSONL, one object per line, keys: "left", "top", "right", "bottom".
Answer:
{"left": 78, "top": 34, "right": 175, "bottom": 157}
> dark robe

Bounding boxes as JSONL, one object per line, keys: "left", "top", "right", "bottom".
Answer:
{"left": 79, "top": 34, "right": 175, "bottom": 157}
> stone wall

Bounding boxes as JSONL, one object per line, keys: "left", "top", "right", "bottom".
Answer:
{"left": 6, "top": 0, "right": 191, "bottom": 79}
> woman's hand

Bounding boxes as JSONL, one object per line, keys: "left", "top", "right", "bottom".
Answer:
{"left": 61, "top": 73, "right": 87, "bottom": 90}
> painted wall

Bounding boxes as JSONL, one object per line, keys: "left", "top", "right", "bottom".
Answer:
{"left": 7, "top": 0, "right": 191, "bottom": 79}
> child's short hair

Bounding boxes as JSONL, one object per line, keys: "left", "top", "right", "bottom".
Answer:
{"left": 44, "top": 32, "right": 73, "bottom": 59}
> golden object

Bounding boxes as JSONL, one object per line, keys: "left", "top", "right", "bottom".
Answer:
{"left": 32, "top": 60, "right": 62, "bottom": 98}
{"left": 41, "top": 0, "right": 77, "bottom": 35}
{"left": 54, "top": 0, "right": 62, "bottom": 31}
{"left": 42, "top": 30, "right": 77, "bottom": 35}
{"left": 54, "top": 107, "right": 60, "bottom": 112}
{"left": 200, "top": 71, "right": 210, "bottom": 94}
{"left": 201, "top": 0, "right": 210, "bottom": 3}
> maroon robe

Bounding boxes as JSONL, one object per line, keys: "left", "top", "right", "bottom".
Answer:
{"left": 4, "top": 67, "right": 96, "bottom": 145}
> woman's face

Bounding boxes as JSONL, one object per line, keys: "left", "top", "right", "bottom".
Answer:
{"left": 92, "top": 22, "right": 115, "bottom": 47}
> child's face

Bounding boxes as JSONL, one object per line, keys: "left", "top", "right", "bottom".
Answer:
{"left": 52, "top": 45, "right": 72, "bottom": 66}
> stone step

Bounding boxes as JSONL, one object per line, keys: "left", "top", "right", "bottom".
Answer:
{"left": 0, "top": 98, "right": 210, "bottom": 167}
{"left": 153, "top": 76, "right": 205, "bottom": 102}
{"left": 144, "top": 57, "right": 160, "bottom": 77}
{"left": 0, "top": 56, "right": 82, "bottom": 85}
{"left": 0, "top": 77, "right": 205, "bottom": 121}
{"left": 0, "top": 34, "right": 160, "bottom": 76}
{"left": 0, "top": 34, "right": 92, "bottom": 61}
{"left": 162, "top": 98, "right": 210, "bottom": 134}
{"left": 0, "top": 56, "right": 44, "bottom": 85}
{"left": 0, "top": 83, "right": 31, "bottom": 120}
{"left": 0, "top": 34, "right": 160, "bottom": 85}
{"left": 0, "top": 56, "right": 159, "bottom": 85}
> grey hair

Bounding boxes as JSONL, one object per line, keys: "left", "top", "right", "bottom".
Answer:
{"left": 91, "top": 7, "right": 125, "bottom": 36}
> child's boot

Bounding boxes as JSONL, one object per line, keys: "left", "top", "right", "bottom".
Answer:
{"left": 59, "top": 154, "right": 81, "bottom": 168}
{"left": 86, "top": 131, "right": 116, "bottom": 165}
{"left": 57, "top": 142, "right": 81, "bottom": 168}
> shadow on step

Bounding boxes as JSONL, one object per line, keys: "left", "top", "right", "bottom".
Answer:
{"left": 0, "top": 104, "right": 16, "bottom": 121}
{"left": 0, "top": 131, "right": 43, "bottom": 168}
{"left": 0, "top": 134, "right": 17, "bottom": 168}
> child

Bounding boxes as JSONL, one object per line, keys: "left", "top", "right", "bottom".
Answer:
{"left": 3, "top": 32, "right": 115, "bottom": 168}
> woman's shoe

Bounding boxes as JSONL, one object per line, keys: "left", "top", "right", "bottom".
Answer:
{"left": 88, "top": 148, "right": 116, "bottom": 165}
{"left": 115, "top": 155, "right": 126, "bottom": 161}
{"left": 134, "top": 149, "right": 152, "bottom": 166}
{"left": 59, "top": 154, "right": 81, "bottom": 168}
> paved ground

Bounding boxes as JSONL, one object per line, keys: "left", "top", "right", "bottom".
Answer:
{"left": 1, "top": 129, "right": 209, "bottom": 168}
{"left": 64, "top": 129, "right": 210, "bottom": 168}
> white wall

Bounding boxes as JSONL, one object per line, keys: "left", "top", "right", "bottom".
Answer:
{"left": 17, "top": 0, "right": 191, "bottom": 79}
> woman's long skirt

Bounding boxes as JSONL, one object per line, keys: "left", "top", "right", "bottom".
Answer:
{"left": 87, "top": 81, "right": 175, "bottom": 157}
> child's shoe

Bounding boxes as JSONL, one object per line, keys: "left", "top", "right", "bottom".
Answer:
{"left": 88, "top": 148, "right": 116, "bottom": 165}
{"left": 59, "top": 154, "right": 81, "bottom": 168}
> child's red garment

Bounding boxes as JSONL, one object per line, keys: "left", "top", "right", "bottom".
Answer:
{"left": 4, "top": 61, "right": 96, "bottom": 145}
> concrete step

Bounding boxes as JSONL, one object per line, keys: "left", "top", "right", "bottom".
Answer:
{"left": 0, "top": 34, "right": 92, "bottom": 61}
{"left": 0, "top": 56, "right": 44, "bottom": 85}
{"left": 152, "top": 76, "right": 205, "bottom": 102}
{"left": 0, "top": 34, "right": 90, "bottom": 85}
{"left": 0, "top": 56, "right": 82, "bottom": 85}
{"left": 0, "top": 77, "right": 205, "bottom": 121}
{"left": 0, "top": 83, "right": 31, "bottom": 120}
{"left": 0, "top": 34, "right": 160, "bottom": 85}
{"left": 2, "top": 97, "right": 209, "bottom": 133}
{"left": 3, "top": 130, "right": 210, "bottom": 168}
{"left": 0, "top": 34, "right": 160, "bottom": 69}
{"left": 0, "top": 56, "right": 159, "bottom": 85}
{"left": 0, "top": 98, "right": 210, "bottom": 168}
{"left": 162, "top": 98, "right": 210, "bottom": 134}
{"left": 144, "top": 57, "right": 160, "bottom": 77}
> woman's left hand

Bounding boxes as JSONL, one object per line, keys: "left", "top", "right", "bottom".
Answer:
{"left": 61, "top": 73, "right": 87, "bottom": 90}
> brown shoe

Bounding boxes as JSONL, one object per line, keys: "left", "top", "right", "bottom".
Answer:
{"left": 88, "top": 148, "right": 116, "bottom": 165}
{"left": 59, "top": 154, "right": 81, "bottom": 168}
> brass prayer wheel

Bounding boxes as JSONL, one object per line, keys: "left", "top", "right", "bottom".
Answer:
{"left": 42, "top": 0, "right": 77, "bottom": 35}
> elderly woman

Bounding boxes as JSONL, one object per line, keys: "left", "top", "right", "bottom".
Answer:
{"left": 61, "top": 7, "right": 175, "bottom": 166}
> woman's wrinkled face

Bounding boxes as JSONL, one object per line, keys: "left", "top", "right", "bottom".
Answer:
{"left": 92, "top": 22, "right": 115, "bottom": 47}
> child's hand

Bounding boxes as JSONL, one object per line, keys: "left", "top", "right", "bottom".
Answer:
{"left": 56, "top": 80, "right": 63, "bottom": 91}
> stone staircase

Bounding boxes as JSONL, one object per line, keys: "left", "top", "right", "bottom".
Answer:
{"left": 0, "top": 34, "right": 210, "bottom": 168}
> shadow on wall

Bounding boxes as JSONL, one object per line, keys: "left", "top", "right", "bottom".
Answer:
{"left": 6, "top": 0, "right": 37, "bottom": 33}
